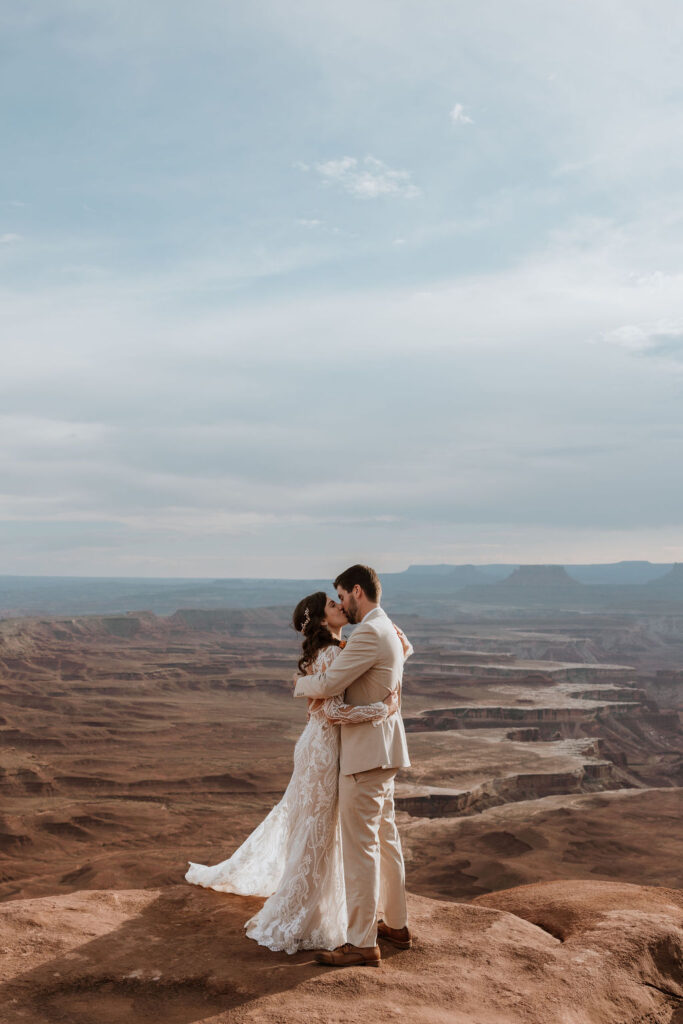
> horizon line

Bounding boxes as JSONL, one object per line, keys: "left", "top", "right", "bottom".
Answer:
{"left": 0, "top": 558, "right": 679, "bottom": 583}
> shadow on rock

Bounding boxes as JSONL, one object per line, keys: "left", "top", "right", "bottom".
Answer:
{"left": 1, "top": 885, "right": 321, "bottom": 1024}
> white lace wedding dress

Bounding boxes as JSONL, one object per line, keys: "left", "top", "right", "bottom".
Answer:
{"left": 185, "top": 644, "right": 392, "bottom": 954}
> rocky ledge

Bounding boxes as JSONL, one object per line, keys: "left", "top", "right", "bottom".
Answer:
{"left": 1, "top": 881, "right": 682, "bottom": 1024}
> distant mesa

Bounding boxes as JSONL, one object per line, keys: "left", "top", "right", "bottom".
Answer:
{"left": 411, "top": 560, "right": 678, "bottom": 587}
{"left": 500, "top": 565, "right": 581, "bottom": 587}
{"left": 650, "top": 561, "right": 683, "bottom": 583}
{"left": 456, "top": 563, "right": 588, "bottom": 609}
{"left": 1, "top": 561, "right": 681, "bottom": 621}
{"left": 644, "top": 562, "right": 683, "bottom": 596}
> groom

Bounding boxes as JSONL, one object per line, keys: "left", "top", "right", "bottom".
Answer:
{"left": 294, "top": 564, "right": 412, "bottom": 967}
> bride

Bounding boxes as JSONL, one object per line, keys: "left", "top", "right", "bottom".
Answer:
{"left": 185, "top": 591, "right": 403, "bottom": 954}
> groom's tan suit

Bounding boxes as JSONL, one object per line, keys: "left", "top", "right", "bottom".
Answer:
{"left": 294, "top": 607, "right": 411, "bottom": 947}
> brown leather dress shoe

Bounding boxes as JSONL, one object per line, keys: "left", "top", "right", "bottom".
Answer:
{"left": 315, "top": 943, "right": 381, "bottom": 967}
{"left": 377, "top": 920, "right": 412, "bottom": 949}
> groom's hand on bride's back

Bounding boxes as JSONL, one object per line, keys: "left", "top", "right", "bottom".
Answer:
{"left": 292, "top": 664, "right": 312, "bottom": 690}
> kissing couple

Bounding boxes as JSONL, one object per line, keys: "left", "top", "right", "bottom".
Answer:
{"left": 186, "top": 564, "right": 413, "bottom": 968}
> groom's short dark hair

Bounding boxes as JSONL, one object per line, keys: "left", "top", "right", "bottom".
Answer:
{"left": 334, "top": 564, "right": 381, "bottom": 602}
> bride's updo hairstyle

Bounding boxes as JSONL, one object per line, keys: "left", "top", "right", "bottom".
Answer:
{"left": 292, "top": 591, "right": 342, "bottom": 674}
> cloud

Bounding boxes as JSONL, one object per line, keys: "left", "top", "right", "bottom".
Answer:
{"left": 450, "top": 102, "right": 473, "bottom": 125}
{"left": 552, "top": 156, "right": 604, "bottom": 178}
{"left": 601, "top": 320, "right": 683, "bottom": 361}
{"left": 0, "top": 233, "right": 21, "bottom": 243}
{"left": 305, "top": 156, "right": 421, "bottom": 199}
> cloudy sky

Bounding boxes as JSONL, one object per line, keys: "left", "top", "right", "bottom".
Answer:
{"left": 2, "top": 0, "right": 683, "bottom": 578}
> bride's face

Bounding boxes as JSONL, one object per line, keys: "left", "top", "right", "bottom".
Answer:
{"left": 323, "top": 597, "right": 348, "bottom": 631}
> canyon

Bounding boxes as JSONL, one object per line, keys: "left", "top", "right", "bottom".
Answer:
{"left": 1, "top": 593, "right": 682, "bottom": 1023}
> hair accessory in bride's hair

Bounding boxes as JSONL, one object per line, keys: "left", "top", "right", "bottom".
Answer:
{"left": 300, "top": 607, "right": 311, "bottom": 634}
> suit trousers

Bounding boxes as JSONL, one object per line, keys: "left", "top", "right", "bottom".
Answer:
{"left": 339, "top": 764, "right": 408, "bottom": 948}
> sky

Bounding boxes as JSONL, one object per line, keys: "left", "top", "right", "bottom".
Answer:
{"left": 2, "top": 0, "right": 683, "bottom": 578}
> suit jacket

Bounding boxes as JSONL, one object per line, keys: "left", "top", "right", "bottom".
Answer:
{"left": 294, "top": 607, "right": 412, "bottom": 775}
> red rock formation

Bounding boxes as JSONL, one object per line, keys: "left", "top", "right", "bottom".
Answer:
{"left": 0, "top": 882, "right": 681, "bottom": 1024}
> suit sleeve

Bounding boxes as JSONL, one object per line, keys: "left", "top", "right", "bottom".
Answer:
{"left": 293, "top": 625, "right": 378, "bottom": 699}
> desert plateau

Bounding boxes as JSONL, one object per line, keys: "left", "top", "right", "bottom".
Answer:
{"left": 1, "top": 567, "right": 683, "bottom": 1023}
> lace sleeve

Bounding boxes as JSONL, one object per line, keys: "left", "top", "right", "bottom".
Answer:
{"left": 305, "top": 646, "right": 344, "bottom": 717}
{"left": 307, "top": 646, "right": 398, "bottom": 725}
{"left": 321, "top": 694, "right": 392, "bottom": 726}
{"left": 310, "top": 645, "right": 343, "bottom": 674}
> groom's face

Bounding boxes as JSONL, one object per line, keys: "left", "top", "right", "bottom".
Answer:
{"left": 337, "top": 586, "right": 359, "bottom": 624}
